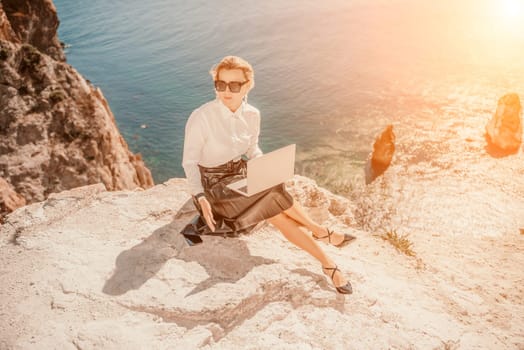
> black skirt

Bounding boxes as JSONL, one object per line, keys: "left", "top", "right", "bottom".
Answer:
{"left": 195, "top": 158, "right": 294, "bottom": 235}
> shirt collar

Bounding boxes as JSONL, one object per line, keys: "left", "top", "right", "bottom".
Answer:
{"left": 216, "top": 97, "right": 245, "bottom": 119}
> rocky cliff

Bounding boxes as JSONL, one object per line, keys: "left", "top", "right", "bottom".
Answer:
{"left": 0, "top": 0, "right": 65, "bottom": 61}
{"left": 0, "top": 0, "right": 154, "bottom": 218}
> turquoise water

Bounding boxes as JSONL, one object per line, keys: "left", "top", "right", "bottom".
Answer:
{"left": 53, "top": 0, "right": 524, "bottom": 191}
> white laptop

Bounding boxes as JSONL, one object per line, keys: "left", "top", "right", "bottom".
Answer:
{"left": 227, "top": 144, "right": 296, "bottom": 197}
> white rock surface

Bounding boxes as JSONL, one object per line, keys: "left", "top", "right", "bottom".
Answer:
{"left": 0, "top": 175, "right": 523, "bottom": 349}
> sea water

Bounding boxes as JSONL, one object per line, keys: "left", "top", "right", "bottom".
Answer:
{"left": 54, "top": 0, "right": 524, "bottom": 196}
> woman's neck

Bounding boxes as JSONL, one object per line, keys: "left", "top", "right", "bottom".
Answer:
{"left": 223, "top": 100, "right": 243, "bottom": 113}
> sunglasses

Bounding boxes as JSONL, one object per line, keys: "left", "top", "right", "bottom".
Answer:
{"left": 214, "top": 80, "right": 249, "bottom": 93}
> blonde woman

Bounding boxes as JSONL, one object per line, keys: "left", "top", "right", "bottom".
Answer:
{"left": 182, "top": 55, "right": 355, "bottom": 294}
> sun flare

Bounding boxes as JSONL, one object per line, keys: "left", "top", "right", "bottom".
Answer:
{"left": 489, "top": 0, "right": 524, "bottom": 38}
{"left": 500, "top": 0, "right": 523, "bottom": 20}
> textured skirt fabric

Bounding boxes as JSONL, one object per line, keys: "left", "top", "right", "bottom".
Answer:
{"left": 197, "top": 158, "right": 294, "bottom": 235}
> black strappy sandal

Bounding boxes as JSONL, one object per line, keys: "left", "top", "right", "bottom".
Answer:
{"left": 322, "top": 265, "right": 353, "bottom": 294}
{"left": 313, "top": 228, "right": 356, "bottom": 248}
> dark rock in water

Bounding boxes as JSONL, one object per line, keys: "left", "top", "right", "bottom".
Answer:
{"left": 365, "top": 125, "right": 395, "bottom": 184}
{"left": 485, "top": 93, "right": 522, "bottom": 156}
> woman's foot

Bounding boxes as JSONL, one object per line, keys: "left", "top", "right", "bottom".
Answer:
{"left": 322, "top": 265, "right": 352, "bottom": 294}
{"left": 312, "top": 227, "right": 356, "bottom": 247}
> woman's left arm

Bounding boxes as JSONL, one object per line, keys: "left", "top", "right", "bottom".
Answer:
{"left": 245, "top": 111, "right": 263, "bottom": 159}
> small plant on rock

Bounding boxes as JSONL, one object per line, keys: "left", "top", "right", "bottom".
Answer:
{"left": 379, "top": 228, "right": 416, "bottom": 257}
{"left": 19, "top": 44, "right": 42, "bottom": 72}
{"left": 49, "top": 90, "right": 66, "bottom": 103}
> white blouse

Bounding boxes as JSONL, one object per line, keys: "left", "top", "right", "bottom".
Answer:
{"left": 182, "top": 98, "right": 264, "bottom": 195}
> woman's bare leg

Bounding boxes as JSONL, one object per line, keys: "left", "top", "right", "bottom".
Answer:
{"left": 266, "top": 212, "right": 348, "bottom": 287}
{"left": 282, "top": 201, "right": 346, "bottom": 245}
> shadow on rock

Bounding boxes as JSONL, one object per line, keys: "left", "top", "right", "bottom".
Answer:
{"left": 178, "top": 235, "right": 277, "bottom": 297}
{"left": 102, "top": 219, "right": 183, "bottom": 296}
{"left": 102, "top": 198, "right": 198, "bottom": 295}
{"left": 102, "top": 198, "right": 276, "bottom": 297}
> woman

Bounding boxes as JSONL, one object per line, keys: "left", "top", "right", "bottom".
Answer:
{"left": 182, "top": 55, "right": 355, "bottom": 294}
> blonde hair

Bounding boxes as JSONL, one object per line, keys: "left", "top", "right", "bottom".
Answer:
{"left": 209, "top": 55, "right": 255, "bottom": 91}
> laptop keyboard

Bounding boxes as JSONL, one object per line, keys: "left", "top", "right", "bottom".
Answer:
{"left": 238, "top": 186, "right": 247, "bottom": 193}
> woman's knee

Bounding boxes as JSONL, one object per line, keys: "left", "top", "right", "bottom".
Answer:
{"left": 267, "top": 212, "right": 295, "bottom": 227}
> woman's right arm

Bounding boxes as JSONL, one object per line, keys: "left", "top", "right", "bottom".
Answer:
{"left": 182, "top": 110, "right": 206, "bottom": 196}
{"left": 181, "top": 111, "right": 216, "bottom": 231}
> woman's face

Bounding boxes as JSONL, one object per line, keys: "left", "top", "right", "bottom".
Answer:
{"left": 215, "top": 68, "right": 250, "bottom": 112}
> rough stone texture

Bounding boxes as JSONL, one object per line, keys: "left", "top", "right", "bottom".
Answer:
{"left": 0, "top": 0, "right": 64, "bottom": 61}
{"left": 485, "top": 93, "right": 522, "bottom": 155}
{"left": 0, "top": 175, "right": 522, "bottom": 349}
{"left": 365, "top": 124, "right": 395, "bottom": 184}
{"left": 0, "top": 2, "right": 18, "bottom": 44}
{"left": 0, "top": 0, "right": 154, "bottom": 218}
{"left": 0, "top": 176, "right": 25, "bottom": 218}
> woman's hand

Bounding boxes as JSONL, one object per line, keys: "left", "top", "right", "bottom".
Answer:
{"left": 198, "top": 196, "right": 216, "bottom": 232}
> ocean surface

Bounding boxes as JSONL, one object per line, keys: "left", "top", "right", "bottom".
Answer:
{"left": 53, "top": 0, "right": 524, "bottom": 195}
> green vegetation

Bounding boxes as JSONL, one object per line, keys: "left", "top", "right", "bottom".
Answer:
{"left": 49, "top": 89, "right": 66, "bottom": 103}
{"left": 20, "top": 44, "right": 41, "bottom": 72}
